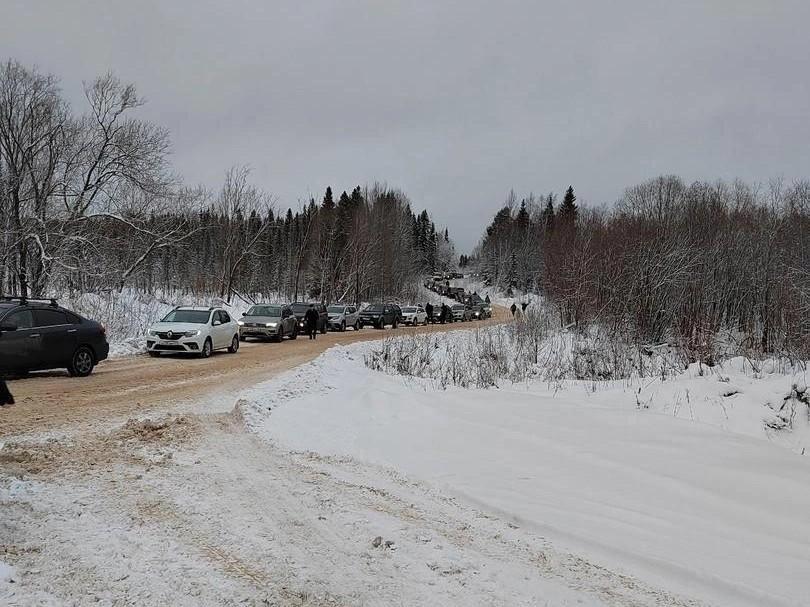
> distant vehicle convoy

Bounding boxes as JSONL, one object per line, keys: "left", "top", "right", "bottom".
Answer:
{"left": 0, "top": 277, "right": 492, "bottom": 376}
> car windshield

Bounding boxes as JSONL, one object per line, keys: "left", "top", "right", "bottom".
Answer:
{"left": 161, "top": 309, "right": 210, "bottom": 323}
{"left": 290, "top": 303, "right": 312, "bottom": 313}
{"left": 402, "top": 307, "right": 417, "bottom": 313}
{"left": 327, "top": 306, "right": 345, "bottom": 314}
{"left": 452, "top": 305, "right": 464, "bottom": 310}
{"left": 246, "top": 305, "right": 281, "bottom": 317}
{"left": 365, "top": 305, "right": 384, "bottom": 312}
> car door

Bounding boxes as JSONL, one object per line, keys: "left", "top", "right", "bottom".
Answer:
{"left": 220, "top": 310, "right": 235, "bottom": 345}
{"left": 213, "top": 310, "right": 230, "bottom": 348}
{"left": 0, "top": 309, "right": 37, "bottom": 371}
{"left": 33, "top": 308, "right": 76, "bottom": 368}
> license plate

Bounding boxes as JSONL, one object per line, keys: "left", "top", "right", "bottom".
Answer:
{"left": 159, "top": 340, "right": 178, "bottom": 345}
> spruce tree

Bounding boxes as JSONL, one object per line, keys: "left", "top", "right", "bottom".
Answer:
{"left": 541, "top": 194, "right": 555, "bottom": 232}
{"left": 322, "top": 186, "right": 334, "bottom": 210}
{"left": 558, "top": 186, "right": 578, "bottom": 225}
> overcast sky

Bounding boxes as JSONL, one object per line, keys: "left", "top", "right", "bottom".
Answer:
{"left": 2, "top": 0, "right": 809, "bottom": 250}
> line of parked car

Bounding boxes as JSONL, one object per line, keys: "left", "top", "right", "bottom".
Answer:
{"left": 0, "top": 279, "right": 496, "bottom": 377}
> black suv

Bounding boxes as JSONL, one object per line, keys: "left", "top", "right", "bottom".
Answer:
{"left": 290, "top": 302, "right": 328, "bottom": 334}
{"left": 359, "top": 303, "right": 399, "bottom": 329}
{"left": 0, "top": 297, "right": 109, "bottom": 377}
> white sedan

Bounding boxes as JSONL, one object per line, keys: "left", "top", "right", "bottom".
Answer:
{"left": 400, "top": 305, "right": 428, "bottom": 326}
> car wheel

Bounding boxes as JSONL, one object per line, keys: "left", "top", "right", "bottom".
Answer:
{"left": 277, "top": 327, "right": 284, "bottom": 342}
{"left": 289, "top": 325, "right": 298, "bottom": 340}
{"left": 393, "top": 318, "right": 398, "bottom": 329}
{"left": 354, "top": 321, "right": 360, "bottom": 330}
{"left": 341, "top": 321, "right": 346, "bottom": 332}
{"left": 228, "top": 335, "right": 239, "bottom": 353}
{"left": 320, "top": 322, "right": 327, "bottom": 334}
{"left": 201, "top": 338, "right": 213, "bottom": 358}
{"left": 68, "top": 346, "right": 95, "bottom": 377}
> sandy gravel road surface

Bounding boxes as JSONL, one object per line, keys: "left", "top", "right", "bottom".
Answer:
{"left": 0, "top": 308, "right": 508, "bottom": 439}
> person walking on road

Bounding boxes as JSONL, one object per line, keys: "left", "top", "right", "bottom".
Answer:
{"left": 0, "top": 379, "right": 14, "bottom": 406}
{"left": 425, "top": 302, "right": 433, "bottom": 324}
{"left": 304, "top": 304, "right": 320, "bottom": 340}
{"left": 510, "top": 302, "right": 517, "bottom": 316}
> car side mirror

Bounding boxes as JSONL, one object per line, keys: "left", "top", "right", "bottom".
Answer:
{"left": 213, "top": 320, "right": 222, "bottom": 326}
{"left": 0, "top": 322, "right": 16, "bottom": 333}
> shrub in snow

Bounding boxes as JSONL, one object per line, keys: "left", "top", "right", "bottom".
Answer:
{"left": 365, "top": 304, "right": 689, "bottom": 389}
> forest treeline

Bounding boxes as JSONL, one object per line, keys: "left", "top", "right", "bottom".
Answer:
{"left": 0, "top": 59, "right": 454, "bottom": 304}
{"left": 476, "top": 176, "right": 810, "bottom": 359}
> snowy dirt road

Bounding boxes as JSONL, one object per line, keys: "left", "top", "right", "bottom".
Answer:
{"left": 1, "top": 412, "right": 701, "bottom": 607}
{"left": 1, "top": 308, "right": 705, "bottom": 606}
{"left": 0, "top": 307, "right": 507, "bottom": 440}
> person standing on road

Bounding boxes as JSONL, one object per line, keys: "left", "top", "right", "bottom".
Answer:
{"left": 0, "top": 379, "right": 14, "bottom": 406}
{"left": 425, "top": 302, "right": 433, "bottom": 324}
{"left": 510, "top": 302, "right": 517, "bottom": 316}
{"left": 305, "top": 304, "right": 319, "bottom": 340}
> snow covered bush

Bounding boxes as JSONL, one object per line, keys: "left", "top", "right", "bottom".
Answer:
{"left": 365, "top": 304, "right": 687, "bottom": 389}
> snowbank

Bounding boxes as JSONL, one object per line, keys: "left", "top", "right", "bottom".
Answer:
{"left": 239, "top": 338, "right": 810, "bottom": 607}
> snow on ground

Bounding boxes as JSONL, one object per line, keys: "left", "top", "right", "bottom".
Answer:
{"left": 0, "top": 559, "right": 16, "bottom": 602}
{"left": 1, "top": 414, "right": 675, "bottom": 606}
{"left": 239, "top": 337, "right": 810, "bottom": 607}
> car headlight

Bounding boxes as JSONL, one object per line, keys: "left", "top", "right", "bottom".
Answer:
{"left": 184, "top": 330, "right": 200, "bottom": 337}
{"left": 237, "top": 320, "right": 245, "bottom": 326}
{"left": 265, "top": 322, "right": 277, "bottom": 328}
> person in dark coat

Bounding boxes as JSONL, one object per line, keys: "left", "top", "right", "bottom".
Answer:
{"left": 521, "top": 301, "right": 529, "bottom": 312}
{"left": 304, "top": 304, "right": 320, "bottom": 340}
{"left": 510, "top": 302, "right": 517, "bottom": 316}
{"left": 425, "top": 302, "right": 434, "bottom": 323}
{"left": 0, "top": 379, "right": 14, "bottom": 406}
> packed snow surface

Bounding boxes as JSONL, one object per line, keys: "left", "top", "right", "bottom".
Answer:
{"left": 241, "top": 338, "right": 810, "bottom": 607}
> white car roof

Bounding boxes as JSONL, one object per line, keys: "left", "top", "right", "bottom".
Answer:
{"left": 176, "top": 306, "right": 215, "bottom": 312}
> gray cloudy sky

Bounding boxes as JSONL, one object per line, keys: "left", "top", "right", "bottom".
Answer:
{"left": 2, "top": 0, "right": 809, "bottom": 250}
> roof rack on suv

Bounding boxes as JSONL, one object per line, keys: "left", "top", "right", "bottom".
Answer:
{"left": 1, "top": 295, "right": 58, "bottom": 307}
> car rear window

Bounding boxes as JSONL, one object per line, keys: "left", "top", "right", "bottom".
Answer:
{"left": 366, "top": 305, "right": 384, "bottom": 312}
{"left": 161, "top": 309, "right": 210, "bottom": 323}
{"left": 290, "top": 303, "right": 310, "bottom": 314}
